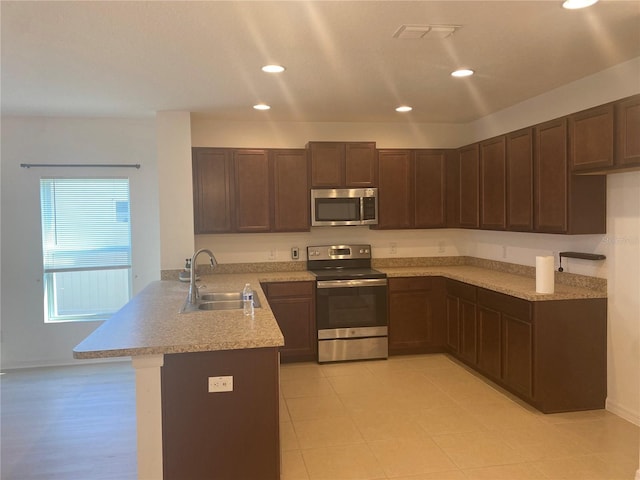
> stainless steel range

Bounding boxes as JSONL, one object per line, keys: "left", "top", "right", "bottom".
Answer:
{"left": 307, "top": 244, "right": 388, "bottom": 363}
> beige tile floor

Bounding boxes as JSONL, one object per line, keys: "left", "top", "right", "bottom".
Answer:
{"left": 279, "top": 354, "right": 640, "bottom": 480}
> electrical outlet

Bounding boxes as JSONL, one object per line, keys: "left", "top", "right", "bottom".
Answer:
{"left": 268, "top": 249, "right": 276, "bottom": 261}
{"left": 438, "top": 241, "right": 445, "bottom": 254}
{"left": 208, "top": 376, "right": 233, "bottom": 393}
{"left": 502, "top": 245, "right": 508, "bottom": 259}
{"left": 390, "top": 242, "right": 397, "bottom": 255}
{"left": 291, "top": 247, "right": 299, "bottom": 260}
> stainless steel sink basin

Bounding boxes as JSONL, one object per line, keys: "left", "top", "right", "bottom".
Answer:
{"left": 181, "top": 290, "right": 261, "bottom": 313}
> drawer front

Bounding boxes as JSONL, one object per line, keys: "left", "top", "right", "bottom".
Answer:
{"left": 477, "top": 288, "right": 531, "bottom": 321}
{"left": 446, "top": 279, "right": 476, "bottom": 302}
{"left": 389, "top": 276, "right": 432, "bottom": 292}
{"left": 265, "top": 281, "right": 314, "bottom": 298}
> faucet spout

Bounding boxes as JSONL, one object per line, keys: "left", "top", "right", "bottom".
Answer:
{"left": 187, "top": 248, "right": 218, "bottom": 305}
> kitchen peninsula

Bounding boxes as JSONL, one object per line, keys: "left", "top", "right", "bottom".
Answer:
{"left": 72, "top": 273, "right": 300, "bottom": 480}
{"left": 74, "top": 259, "right": 607, "bottom": 480}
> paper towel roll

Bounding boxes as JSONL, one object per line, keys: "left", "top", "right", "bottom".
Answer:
{"left": 536, "top": 256, "right": 555, "bottom": 294}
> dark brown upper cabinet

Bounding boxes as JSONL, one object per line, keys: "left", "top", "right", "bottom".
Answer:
{"left": 534, "top": 119, "right": 606, "bottom": 234}
{"left": 308, "top": 141, "right": 377, "bottom": 187}
{"left": 377, "top": 149, "right": 448, "bottom": 230}
{"left": 505, "top": 128, "right": 534, "bottom": 232}
{"left": 458, "top": 143, "right": 480, "bottom": 228}
{"left": 414, "top": 150, "right": 448, "bottom": 228}
{"left": 479, "top": 136, "right": 507, "bottom": 230}
{"left": 535, "top": 119, "right": 569, "bottom": 233}
{"left": 192, "top": 148, "right": 234, "bottom": 234}
{"left": 615, "top": 94, "right": 640, "bottom": 168}
{"left": 377, "top": 149, "right": 413, "bottom": 229}
{"left": 234, "top": 149, "right": 271, "bottom": 233}
{"left": 569, "top": 103, "right": 615, "bottom": 172}
{"left": 192, "top": 147, "right": 309, "bottom": 234}
{"left": 270, "top": 149, "right": 310, "bottom": 232}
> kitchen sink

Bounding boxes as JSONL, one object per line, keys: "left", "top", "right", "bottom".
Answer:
{"left": 181, "top": 290, "right": 261, "bottom": 313}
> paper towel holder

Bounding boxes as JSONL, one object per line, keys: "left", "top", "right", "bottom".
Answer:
{"left": 558, "top": 251, "right": 606, "bottom": 272}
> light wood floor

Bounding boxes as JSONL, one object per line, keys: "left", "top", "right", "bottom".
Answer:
{"left": 1, "top": 362, "right": 137, "bottom": 480}
{"left": 2, "top": 356, "right": 639, "bottom": 480}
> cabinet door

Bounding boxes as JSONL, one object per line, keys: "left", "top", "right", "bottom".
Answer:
{"left": 264, "top": 282, "right": 316, "bottom": 363}
{"left": 459, "top": 299, "right": 478, "bottom": 365}
{"left": 234, "top": 150, "right": 271, "bottom": 232}
{"left": 414, "top": 150, "right": 447, "bottom": 228}
{"left": 388, "top": 277, "right": 441, "bottom": 353}
{"left": 480, "top": 137, "right": 507, "bottom": 230}
{"left": 534, "top": 118, "right": 568, "bottom": 233}
{"left": 309, "top": 142, "right": 344, "bottom": 187}
{"left": 477, "top": 306, "right": 502, "bottom": 379}
{"left": 502, "top": 314, "right": 533, "bottom": 398}
{"left": 377, "top": 150, "right": 413, "bottom": 229}
{"left": 459, "top": 144, "right": 480, "bottom": 228}
{"left": 615, "top": 94, "right": 640, "bottom": 167}
{"left": 446, "top": 295, "right": 460, "bottom": 353}
{"left": 345, "top": 142, "right": 377, "bottom": 187}
{"left": 506, "top": 128, "right": 534, "bottom": 231}
{"left": 569, "top": 104, "right": 614, "bottom": 171}
{"left": 270, "top": 149, "right": 310, "bottom": 232}
{"left": 192, "top": 148, "right": 233, "bottom": 234}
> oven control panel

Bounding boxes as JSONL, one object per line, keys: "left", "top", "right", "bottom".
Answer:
{"left": 307, "top": 244, "right": 371, "bottom": 260}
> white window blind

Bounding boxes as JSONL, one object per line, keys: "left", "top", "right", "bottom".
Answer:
{"left": 40, "top": 178, "right": 132, "bottom": 322}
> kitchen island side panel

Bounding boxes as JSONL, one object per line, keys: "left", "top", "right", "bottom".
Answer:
{"left": 161, "top": 348, "right": 280, "bottom": 480}
{"left": 533, "top": 298, "right": 607, "bottom": 413}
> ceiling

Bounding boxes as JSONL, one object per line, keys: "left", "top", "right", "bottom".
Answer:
{"left": 1, "top": 0, "right": 639, "bottom": 123}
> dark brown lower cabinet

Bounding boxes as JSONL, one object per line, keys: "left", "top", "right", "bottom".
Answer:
{"left": 478, "top": 288, "right": 533, "bottom": 397}
{"left": 262, "top": 281, "right": 316, "bottom": 363}
{"left": 445, "top": 280, "right": 477, "bottom": 360}
{"left": 447, "top": 283, "right": 606, "bottom": 413}
{"left": 388, "top": 277, "right": 446, "bottom": 354}
{"left": 161, "top": 348, "right": 280, "bottom": 480}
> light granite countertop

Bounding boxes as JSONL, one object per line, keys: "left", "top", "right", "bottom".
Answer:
{"left": 73, "top": 262, "right": 605, "bottom": 360}
{"left": 73, "top": 272, "right": 313, "bottom": 360}
{"left": 378, "top": 266, "right": 607, "bottom": 301}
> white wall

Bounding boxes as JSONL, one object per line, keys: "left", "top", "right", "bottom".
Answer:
{"left": 0, "top": 116, "right": 160, "bottom": 368}
{"left": 191, "top": 118, "right": 464, "bottom": 149}
{"left": 156, "top": 111, "right": 195, "bottom": 270}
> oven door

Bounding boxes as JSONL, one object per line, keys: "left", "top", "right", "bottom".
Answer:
{"left": 316, "top": 278, "right": 387, "bottom": 331}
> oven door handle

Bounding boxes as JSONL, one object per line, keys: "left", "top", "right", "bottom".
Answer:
{"left": 316, "top": 278, "right": 388, "bottom": 289}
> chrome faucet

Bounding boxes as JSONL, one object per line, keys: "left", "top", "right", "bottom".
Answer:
{"left": 187, "top": 248, "right": 217, "bottom": 305}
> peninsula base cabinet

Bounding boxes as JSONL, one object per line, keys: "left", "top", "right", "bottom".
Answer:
{"left": 446, "top": 282, "right": 607, "bottom": 413}
{"left": 262, "top": 281, "right": 316, "bottom": 363}
{"left": 161, "top": 348, "right": 280, "bottom": 480}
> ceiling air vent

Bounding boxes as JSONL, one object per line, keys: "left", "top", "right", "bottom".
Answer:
{"left": 393, "top": 24, "right": 461, "bottom": 39}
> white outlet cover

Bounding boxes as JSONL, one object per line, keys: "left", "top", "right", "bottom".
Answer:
{"left": 208, "top": 375, "right": 233, "bottom": 393}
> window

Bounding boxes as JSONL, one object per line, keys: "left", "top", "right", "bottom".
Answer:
{"left": 40, "top": 178, "right": 132, "bottom": 322}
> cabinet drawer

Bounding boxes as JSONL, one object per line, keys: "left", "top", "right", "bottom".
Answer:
{"left": 477, "top": 288, "right": 531, "bottom": 321}
{"left": 264, "top": 281, "right": 314, "bottom": 298}
{"left": 389, "top": 276, "right": 432, "bottom": 292}
{"left": 446, "top": 279, "right": 476, "bottom": 302}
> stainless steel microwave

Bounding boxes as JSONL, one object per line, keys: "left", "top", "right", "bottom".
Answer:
{"left": 311, "top": 188, "right": 378, "bottom": 226}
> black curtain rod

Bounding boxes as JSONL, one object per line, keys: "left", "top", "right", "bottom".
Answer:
{"left": 20, "top": 163, "right": 141, "bottom": 169}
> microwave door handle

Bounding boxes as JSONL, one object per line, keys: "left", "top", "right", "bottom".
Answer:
{"left": 359, "top": 198, "right": 364, "bottom": 223}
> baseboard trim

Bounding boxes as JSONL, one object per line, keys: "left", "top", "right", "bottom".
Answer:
{"left": 606, "top": 397, "right": 640, "bottom": 426}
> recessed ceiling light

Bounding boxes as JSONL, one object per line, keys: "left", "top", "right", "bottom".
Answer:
{"left": 261, "top": 65, "right": 285, "bottom": 73}
{"left": 451, "top": 69, "right": 474, "bottom": 78}
{"left": 395, "top": 106, "right": 413, "bottom": 112}
{"left": 562, "top": 0, "right": 598, "bottom": 9}
{"left": 253, "top": 104, "right": 271, "bottom": 110}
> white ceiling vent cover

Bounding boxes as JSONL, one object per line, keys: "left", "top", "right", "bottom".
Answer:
{"left": 393, "top": 24, "right": 461, "bottom": 39}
